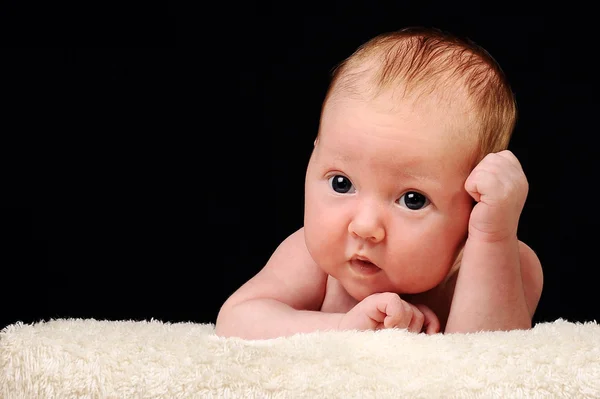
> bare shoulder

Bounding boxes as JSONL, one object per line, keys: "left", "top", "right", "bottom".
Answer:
{"left": 518, "top": 240, "right": 541, "bottom": 268}
{"left": 220, "top": 227, "right": 328, "bottom": 311}
{"left": 518, "top": 240, "right": 544, "bottom": 317}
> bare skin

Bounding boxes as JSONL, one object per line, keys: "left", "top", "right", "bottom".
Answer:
{"left": 216, "top": 92, "right": 543, "bottom": 339}
{"left": 215, "top": 227, "right": 542, "bottom": 338}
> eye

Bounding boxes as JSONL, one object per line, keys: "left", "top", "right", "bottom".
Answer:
{"left": 328, "top": 175, "right": 355, "bottom": 194}
{"left": 398, "top": 191, "right": 430, "bottom": 210}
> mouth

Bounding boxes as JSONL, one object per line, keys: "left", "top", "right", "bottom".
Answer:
{"left": 349, "top": 256, "right": 382, "bottom": 276}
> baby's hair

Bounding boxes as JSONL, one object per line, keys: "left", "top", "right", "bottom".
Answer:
{"left": 322, "top": 27, "right": 517, "bottom": 168}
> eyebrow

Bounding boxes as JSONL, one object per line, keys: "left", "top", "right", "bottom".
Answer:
{"left": 332, "top": 153, "right": 354, "bottom": 163}
{"left": 331, "top": 153, "right": 443, "bottom": 190}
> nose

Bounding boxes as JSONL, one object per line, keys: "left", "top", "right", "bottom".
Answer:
{"left": 348, "top": 203, "right": 385, "bottom": 243}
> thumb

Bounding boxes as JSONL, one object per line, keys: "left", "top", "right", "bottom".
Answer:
{"left": 464, "top": 169, "right": 482, "bottom": 203}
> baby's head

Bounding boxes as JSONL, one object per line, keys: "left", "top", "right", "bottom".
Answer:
{"left": 303, "top": 27, "right": 517, "bottom": 300}
{"left": 321, "top": 27, "right": 516, "bottom": 168}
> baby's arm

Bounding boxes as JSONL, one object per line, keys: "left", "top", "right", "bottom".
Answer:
{"left": 216, "top": 228, "right": 439, "bottom": 339}
{"left": 215, "top": 228, "right": 337, "bottom": 339}
{"left": 445, "top": 151, "right": 544, "bottom": 333}
{"left": 446, "top": 238, "right": 543, "bottom": 332}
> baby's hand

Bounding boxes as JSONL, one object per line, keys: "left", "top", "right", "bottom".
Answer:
{"left": 339, "top": 292, "right": 440, "bottom": 334}
{"left": 465, "top": 150, "right": 528, "bottom": 243}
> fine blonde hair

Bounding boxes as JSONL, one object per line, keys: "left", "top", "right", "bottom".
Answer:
{"left": 322, "top": 26, "right": 517, "bottom": 168}
{"left": 320, "top": 27, "right": 518, "bottom": 280}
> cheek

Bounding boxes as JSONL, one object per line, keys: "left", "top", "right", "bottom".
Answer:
{"left": 385, "top": 212, "right": 470, "bottom": 292}
{"left": 305, "top": 202, "right": 342, "bottom": 241}
{"left": 423, "top": 210, "right": 470, "bottom": 275}
{"left": 304, "top": 194, "right": 348, "bottom": 262}
{"left": 448, "top": 197, "right": 473, "bottom": 239}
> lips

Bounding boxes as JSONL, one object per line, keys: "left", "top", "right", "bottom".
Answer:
{"left": 349, "top": 255, "right": 381, "bottom": 275}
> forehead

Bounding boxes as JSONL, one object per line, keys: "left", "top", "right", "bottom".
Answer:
{"left": 316, "top": 93, "right": 477, "bottom": 190}
{"left": 323, "top": 93, "right": 474, "bottom": 158}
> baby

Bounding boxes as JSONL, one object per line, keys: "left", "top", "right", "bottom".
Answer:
{"left": 216, "top": 27, "right": 544, "bottom": 339}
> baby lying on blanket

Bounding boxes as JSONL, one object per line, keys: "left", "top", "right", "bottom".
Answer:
{"left": 216, "top": 27, "right": 544, "bottom": 339}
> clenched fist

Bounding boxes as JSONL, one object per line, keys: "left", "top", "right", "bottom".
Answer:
{"left": 465, "top": 150, "right": 528, "bottom": 243}
{"left": 339, "top": 292, "right": 440, "bottom": 334}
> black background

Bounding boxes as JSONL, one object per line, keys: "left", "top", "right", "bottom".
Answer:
{"left": 2, "top": 9, "right": 599, "bottom": 330}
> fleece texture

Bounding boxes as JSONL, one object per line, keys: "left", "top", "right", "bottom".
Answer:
{"left": 1, "top": 318, "right": 599, "bottom": 398}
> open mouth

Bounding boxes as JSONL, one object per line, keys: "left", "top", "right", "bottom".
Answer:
{"left": 349, "top": 257, "right": 381, "bottom": 275}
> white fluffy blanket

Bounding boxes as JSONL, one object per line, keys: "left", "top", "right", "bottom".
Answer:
{"left": 1, "top": 318, "right": 599, "bottom": 398}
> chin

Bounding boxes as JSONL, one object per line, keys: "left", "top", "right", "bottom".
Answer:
{"left": 340, "top": 280, "right": 382, "bottom": 302}
{"left": 347, "top": 289, "right": 372, "bottom": 302}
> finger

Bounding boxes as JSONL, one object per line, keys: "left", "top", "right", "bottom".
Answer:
{"left": 480, "top": 151, "right": 524, "bottom": 179}
{"left": 493, "top": 152, "right": 529, "bottom": 194}
{"left": 464, "top": 169, "right": 482, "bottom": 202}
{"left": 466, "top": 166, "right": 527, "bottom": 210}
{"left": 465, "top": 169, "right": 511, "bottom": 206}
{"left": 361, "top": 293, "right": 388, "bottom": 324}
{"left": 367, "top": 293, "right": 401, "bottom": 326}
{"left": 495, "top": 150, "right": 523, "bottom": 171}
{"left": 383, "top": 300, "right": 416, "bottom": 330}
{"left": 414, "top": 304, "right": 441, "bottom": 334}
{"left": 379, "top": 295, "right": 410, "bottom": 329}
{"left": 405, "top": 303, "right": 425, "bottom": 333}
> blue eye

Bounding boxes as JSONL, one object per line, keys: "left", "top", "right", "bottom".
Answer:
{"left": 398, "top": 191, "right": 429, "bottom": 210}
{"left": 329, "top": 175, "right": 355, "bottom": 194}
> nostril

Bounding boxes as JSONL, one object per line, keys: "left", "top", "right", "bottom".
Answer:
{"left": 349, "top": 224, "right": 384, "bottom": 242}
{"left": 348, "top": 215, "right": 385, "bottom": 242}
